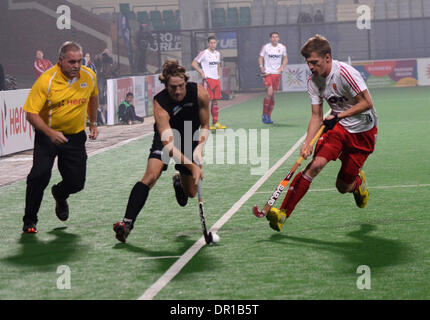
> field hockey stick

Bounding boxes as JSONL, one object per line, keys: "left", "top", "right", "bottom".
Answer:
{"left": 203, "top": 78, "right": 216, "bottom": 96}
{"left": 197, "top": 178, "right": 213, "bottom": 244}
{"left": 252, "top": 125, "right": 325, "bottom": 218}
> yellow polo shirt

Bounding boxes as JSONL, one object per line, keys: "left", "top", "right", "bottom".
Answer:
{"left": 24, "top": 64, "right": 98, "bottom": 134}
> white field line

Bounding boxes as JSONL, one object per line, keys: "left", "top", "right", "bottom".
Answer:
{"left": 254, "top": 184, "right": 430, "bottom": 194}
{"left": 138, "top": 256, "right": 181, "bottom": 261}
{"left": 137, "top": 112, "right": 331, "bottom": 300}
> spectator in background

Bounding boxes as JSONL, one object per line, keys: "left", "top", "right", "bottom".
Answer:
{"left": 83, "top": 53, "right": 97, "bottom": 74}
{"left": 136, "top": 23, "right": 155, "bottom": 74}
{"left": 0, "top": 64, "right": 5, "bottom": 91}
{"left": 33, "top": 50, "right": 53, "bottom": 78}
{"left": 314, "top": 9, "right": 325, "bottom": 23}
{"left": 118, "top": 92, "right": 144, "bottom": 125}
{"left": 95, "top": 48, "right": 114, "bottom": 105}
{"left": 297, "top": 12, "right": 313, "bottom": 24}
{"left": 100, "top": 48, "right": 114, "bottom": 79}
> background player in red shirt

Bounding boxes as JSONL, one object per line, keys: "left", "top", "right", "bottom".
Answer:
{"left": 33, "top": 50, "right": 53, "bottom": 78}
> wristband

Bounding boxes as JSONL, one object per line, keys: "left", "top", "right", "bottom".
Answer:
{"left": 90, "top": 122, "right": 97, "bottom": 127}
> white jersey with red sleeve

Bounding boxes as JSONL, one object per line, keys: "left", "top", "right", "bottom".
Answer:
{"left": 194, "top": 49, "right": 220, "bottom": 80}
{"left": 307, "top": 60, "right": 378, "bottom": 133}
{"left": 259, "top": 43, "right": 287, "bottom": 74}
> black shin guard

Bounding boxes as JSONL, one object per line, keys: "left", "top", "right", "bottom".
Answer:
{"left": 124, "top": 182, "right": 150, "bottom": 221}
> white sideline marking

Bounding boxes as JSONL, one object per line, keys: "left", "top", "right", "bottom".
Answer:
{"left": 87, "top": 134, "right": 150, "bottom": 157}
{"left": 0, "top": 157, "right": 33, "bottom": 162}
{"left": 138, "top": 256, "right": 181, "bottom": 261}
{"left": 254, "top": 184, "right": 430, "bottom": 194}
{"left": 138, "top": 125, "right": 324, "bottom": 300}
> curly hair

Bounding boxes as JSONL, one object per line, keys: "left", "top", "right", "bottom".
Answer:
{"left": 159, "top": 59, "right": 189, "bottom": 85}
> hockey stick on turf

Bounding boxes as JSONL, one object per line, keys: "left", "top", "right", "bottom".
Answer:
{"left": 197, "top": 178, "right": 213, "bottom": 244}
{"left": 252, "top": 125, "right": 326, "bottom": 218}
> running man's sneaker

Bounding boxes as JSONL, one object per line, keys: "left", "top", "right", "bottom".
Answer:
{"left": 113, "top": 219, "right": 134, "bottom": 243}
{"left": 266, "top": 207, "right": 287, "bottom": 232}
{"left": 210, "top": 124, "right": 216, "bottom": 130}
{"left": 51, "top": 185, "right": 69, "bottom": 221}
{"left": 22, "top": 222, "right": 38, "bottom": 234}
{"left": 214, "top": 122, "right": 226, "bottom": 129}
{"left": 266, "top": 115, "right": 274, "bottom": 124}
{"left": 353, "top": 170, "right": 369, "bottom": 208}
{"left": 173, "top": 173, "right": 188, "bottom": 207}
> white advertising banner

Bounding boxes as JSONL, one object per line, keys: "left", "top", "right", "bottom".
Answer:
{"left": 281, "top": 64, "right": 311, "bottom": 92}
{"left": 417, "top": 58, "right": 430, "bottom": 86}
{"left": 0, "top": 89, "right": 34, "bottom": 156}
{"left": 132, "top": 76, "right": 146, "bottom": 117}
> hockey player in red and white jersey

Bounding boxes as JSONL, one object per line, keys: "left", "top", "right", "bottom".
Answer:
{"left": 192, "top": 35, "right": 226, "bottom": 130}
{"left": 258, "top": 32, "right": 288, "bottom": 124}
{"left": 267, "top": 34, "right": 378, "bottom": 232}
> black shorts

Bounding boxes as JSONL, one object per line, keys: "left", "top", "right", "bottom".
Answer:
{"left": 148, "top": 130, "right": 197, "bottom": 176}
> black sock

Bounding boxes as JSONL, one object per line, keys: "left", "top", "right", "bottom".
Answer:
{"left": 124, "top": 182, "right": 150, "bottom": 221}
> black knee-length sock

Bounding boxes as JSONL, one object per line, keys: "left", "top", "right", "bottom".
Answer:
{"left": 124, "top": 182, "right": 150, "bottom": 222}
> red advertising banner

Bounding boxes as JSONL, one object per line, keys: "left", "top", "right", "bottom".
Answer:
{"left": 352, "top": 59, "right": 418, "bottom": 88}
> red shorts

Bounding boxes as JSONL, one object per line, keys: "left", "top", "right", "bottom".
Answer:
{"left": 314, "top": 124, "right": 378, "bottom": 184}
{"left": 264, "top": 74, "right": 281, "bottom": 91}
{"left": 203, "top": 78, "right": 221, "bottom": 100}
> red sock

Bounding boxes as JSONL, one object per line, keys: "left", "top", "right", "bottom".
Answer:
{"left": 211, "top": 101, "right": 219, "bottom": 124}
{"left": 354, "top": 175, "right": 362, "bottom": 192}
{"left": 280, "top": 172, "right": 312, "bottom": 217}
{"left": 263, "top": 97, "right": 271, "bottom": 115}
{"left": 268, "top": 99, "right": 275, "bottom": 117}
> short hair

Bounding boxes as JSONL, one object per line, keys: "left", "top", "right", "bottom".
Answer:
{"left": 126, "top": 92, "right": 133, "bottom": 97}
{"left": 208, "top": 35, "right": 217, "bottom": 43}
{"left": 269, "top": 32, "right": 279, "bottom": 37}
{"left": 300, "top": 34, "right": 331, "bottom": 59}
{"left": 159, "top": 59, "right": 189, "bottom": 85}
{"left": 59, "top": 41, "right": 83, "bottom": 59}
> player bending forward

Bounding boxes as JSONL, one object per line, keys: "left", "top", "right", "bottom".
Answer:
{"left": 267, "top": 34, "right": 378, "bottom": 231}
{"left": 113, "top": 59, "right": 210, "bottom": 242}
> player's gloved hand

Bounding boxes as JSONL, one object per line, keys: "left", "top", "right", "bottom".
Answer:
{"left": 323, "top": 114, "right": 339, "bottom": 132}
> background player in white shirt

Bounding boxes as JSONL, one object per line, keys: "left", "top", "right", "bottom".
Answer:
{"left": 258, "top": 32, "right": 288, "bottom": 124}
{"left": 267, "top": 34, "right": 378, "bottom": 232}
{"left": 192, "top": 35, "right": 226, "bottom": 130}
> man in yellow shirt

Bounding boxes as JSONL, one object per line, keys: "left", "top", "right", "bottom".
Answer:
{"left": 22, "top": 41, "right": 99, "bottom": 233}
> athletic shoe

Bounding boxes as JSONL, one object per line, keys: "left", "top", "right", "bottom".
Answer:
{"left": 214, "top": 122, "right": 226, "bottom": 129}
{"left": 210, "top": 124, "right": 216, "bottom": 130}
{"left": 51, "top": 185, "right": 69, "bottom": 221}
{"left": 266, "top": 207, "right": 287, "bottom": 232}
{"left": 22, "top": 222, "right": 38, "bottom": 234}
{"left": 113, "top": 220, "right": 133, "bottom": 243}
{"left": 262, "top": 113, "right": 268, "bottom": 123}
{"left": 353, "top": 170, "right": 369, "bottom": 208}
{"left": 266, "top": 115, "right": 274, "bottom": 124}
{"left": 172, "top": 173, "right": 188, "bottom": 207}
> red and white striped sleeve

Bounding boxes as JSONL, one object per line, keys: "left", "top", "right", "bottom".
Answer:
{"left": 339, "top": 63, "right": 367, "bottom": 97}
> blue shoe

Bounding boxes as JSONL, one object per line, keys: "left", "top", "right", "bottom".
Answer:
{"left": 262, "top": 113, "right": 268, "bottom": 123}
{"left": 266, "top": 116, "right": 274, "bottom": 124}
